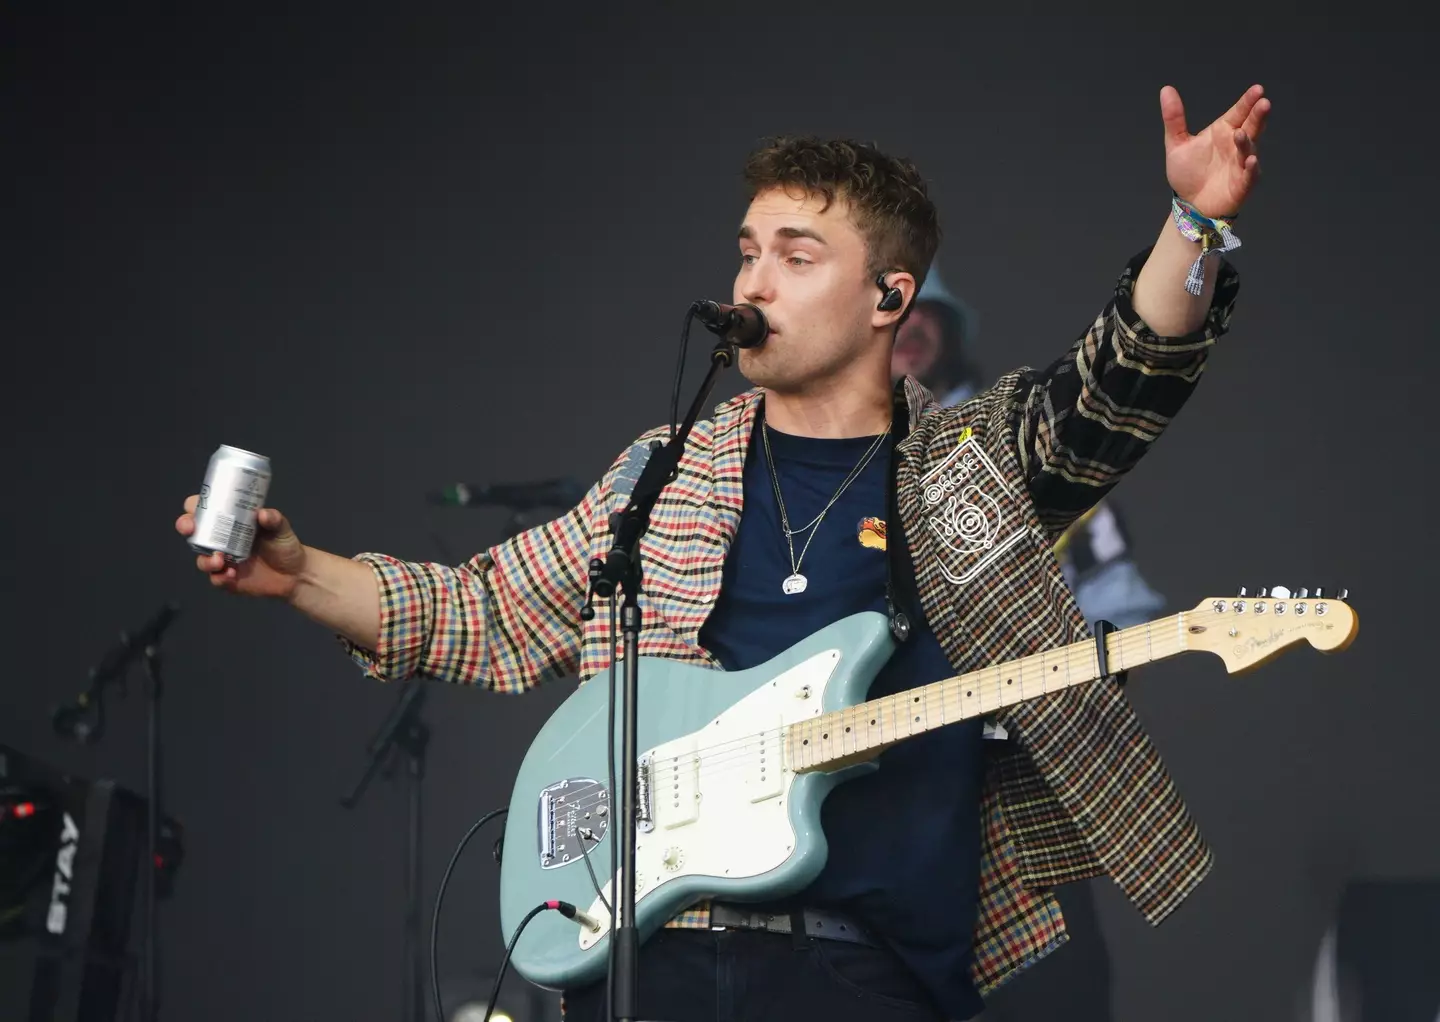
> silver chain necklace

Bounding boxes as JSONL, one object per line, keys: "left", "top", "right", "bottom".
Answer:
{"left": 760, "top": 421, "right": 890, "bottom": 595}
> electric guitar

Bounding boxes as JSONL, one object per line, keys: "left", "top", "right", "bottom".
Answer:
{"left": 498, "top": 588, "right": 1357, "bottom": 988}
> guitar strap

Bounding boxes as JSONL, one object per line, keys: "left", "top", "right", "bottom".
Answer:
{"left": 1090, "top": 617, "right": 1127, "bottom": 688}
{"left": 884, "top": 382, "right": 922, "bottom": 647}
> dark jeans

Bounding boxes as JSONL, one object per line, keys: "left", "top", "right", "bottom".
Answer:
{"left": 561, "top": 927, "right": 947, "bottom": 1022}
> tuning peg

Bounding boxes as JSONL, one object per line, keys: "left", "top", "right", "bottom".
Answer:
{"left": 1338, "top": 588, "right": 1348, "bottom": 600}
{"left": 1257, "top": 587, "right": 1268, "bottom": 598}
{"left": 1237, "top": 586, "right": 1248, "bottom": 597}
{"left": 1297, "top": 587, "right": 1309, "bottom": 598}
{"left": 1313, "top": 587, "right": 1325, "bottom": 598}
{"left": 1270, "top": 586, "right": 1291, "bottom": 599}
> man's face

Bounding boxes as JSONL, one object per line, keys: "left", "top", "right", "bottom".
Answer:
{"left": 732, "top": 187, "right": 879, "bottom": 395}
{"left": 891, "top": 304, "right": 944, "bottom": 383}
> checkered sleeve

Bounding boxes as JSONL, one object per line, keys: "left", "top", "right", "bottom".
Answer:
{"left": 1013, "top": 247, "right": 1240, "bottom": 541}
{"left": 341, "top": 439, "right": 654, "bottom": 692}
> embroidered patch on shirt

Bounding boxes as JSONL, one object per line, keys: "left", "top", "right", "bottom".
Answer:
{"left": 857, "top": 516, "right": 887, "bottom": 550}
{"left": 918, "top": 433, "right": 1027, "bottom": 586}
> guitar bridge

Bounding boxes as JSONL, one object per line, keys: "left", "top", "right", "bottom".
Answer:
{"left": 636, "top": 755, "right": 655, "bottom": 833}
{"left": 537, "top": 777, "right": 609, "bottom": 870}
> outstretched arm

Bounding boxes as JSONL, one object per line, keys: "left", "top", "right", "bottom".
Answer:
{"left": 1015, "top": 84, "right": 1270, "bottom": 538}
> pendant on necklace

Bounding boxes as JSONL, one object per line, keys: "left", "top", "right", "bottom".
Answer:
{"left": 782, "top": 573, "right": 809, "bottom": 595}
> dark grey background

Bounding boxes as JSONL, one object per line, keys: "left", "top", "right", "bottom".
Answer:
{"left": 3, "top": 11, "right": 1435, "bottom": 1022}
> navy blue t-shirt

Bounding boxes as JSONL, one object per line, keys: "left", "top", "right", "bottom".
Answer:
{"left": 698, "top": 418, "right": 986, "bottom": 1021}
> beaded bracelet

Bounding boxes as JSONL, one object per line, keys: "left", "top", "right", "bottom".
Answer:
{"left": 1170, "top": 194, "right": 1241, "bottom": 296}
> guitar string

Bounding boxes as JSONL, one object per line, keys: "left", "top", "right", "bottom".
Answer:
{"left": 567, "top": 623, "right": 1182, "bottom": 791}
{"left": 656, "top": 624, "right": 1175, "bottom": 770}
{"left": 644, "top": 625, "right": 1172, "bottom": 785}
{"left": 657, "top": 606, "right": 1344, "bottom": 782}
{"left": 545, "top": 610, "right": 1338, "bottom": 833}
{"left": 560, "top": 624, "right": 1147, "bottom": 826}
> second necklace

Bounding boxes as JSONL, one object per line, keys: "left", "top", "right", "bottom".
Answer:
{"left": 760, "top": 421, "right": 891, "bottom": 595}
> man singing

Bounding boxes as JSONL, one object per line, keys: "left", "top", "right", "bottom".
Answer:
{"left": 177, "top": 84, "right": 1270, "bottom": 1022}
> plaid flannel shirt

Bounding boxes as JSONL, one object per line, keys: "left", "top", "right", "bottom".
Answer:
{"left": 345, "top": 248, "right": 1240, "bottom": 995}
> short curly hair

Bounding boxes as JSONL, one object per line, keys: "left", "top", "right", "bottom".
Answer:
{"left": 742, "top": 136, "right": 941, "bottom": 296}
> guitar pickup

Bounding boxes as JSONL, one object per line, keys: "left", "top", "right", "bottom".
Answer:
{"left": 746, "top": 726, "right": 785, "bottom": 802}
{"left": 647, "top": 737, "right": 700, "bottom": 829}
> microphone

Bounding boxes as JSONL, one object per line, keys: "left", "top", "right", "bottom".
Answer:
{"left": 53, "top": 603, "right": 182, "bottom": 743}
{"left": 692, "top": 301, "right": 769, "bottom": 348}
{"left": 87, "top": 603, "right": 181, "bottom": 687}
{"left": 427, "top": 477, "right": 588, "bottom": 511}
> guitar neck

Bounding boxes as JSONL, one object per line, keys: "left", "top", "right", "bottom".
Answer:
{"left": 787, "top": 613, "right": 1191, "bottom": 771}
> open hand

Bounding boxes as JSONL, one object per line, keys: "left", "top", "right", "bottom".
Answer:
{"left": 1162, "top": 84, "right": 1271, "bottom": 219}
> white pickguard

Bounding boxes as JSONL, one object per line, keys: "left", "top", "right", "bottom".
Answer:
{"left": 579, "top": 647, "right": 842, "bottom": 947}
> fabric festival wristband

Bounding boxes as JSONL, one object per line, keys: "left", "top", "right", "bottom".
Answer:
{"left": 1170, "top": 194, "right": 1241, "bottom": 296}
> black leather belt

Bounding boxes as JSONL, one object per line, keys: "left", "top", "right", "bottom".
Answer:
{"left": 708, "top": 902, "right": 877, "bottom": 948}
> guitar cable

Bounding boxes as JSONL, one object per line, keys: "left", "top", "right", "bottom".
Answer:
{"left": 429, "top": 599, "right": 625, "bottom": 1022}
{"left": 429, "top": 805, "right": 507, "bottom": 1022}
{"left": 578, "top": 829, "right": 611, "bottom": 914}
{"left": 430, "top": 313, "right": 691, "bottom": 1022}
{"left": 602, "top": 312, "right": 692, "bottom": 1019}
{"left": 465, "top": 324, "right": 679, "bottom": 1022}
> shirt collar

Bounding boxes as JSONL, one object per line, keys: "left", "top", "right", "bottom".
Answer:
{"left": 710, "top": 376, "right": 935, "bottom": 436}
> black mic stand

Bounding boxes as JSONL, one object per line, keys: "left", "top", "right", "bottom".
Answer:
{"left": 53, "top": 602, "right": 181, "bottom": 1022}
{"left": 341, "top": 682, "right": 430, "bottom": 1022}
{"left": 140, "top": 639, "right": 165, "bottom": 1022}
{"left": 581, "top": 336, "right": 739, "bottom": 1022}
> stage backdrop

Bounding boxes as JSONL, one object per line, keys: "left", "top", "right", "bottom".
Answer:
{"left": 3, "top": 12, "right": 1436, "bottom": 1022}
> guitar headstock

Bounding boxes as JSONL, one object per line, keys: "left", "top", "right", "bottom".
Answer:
{"left": 1182, "top": 586, "right": 1358, "bottom": 674}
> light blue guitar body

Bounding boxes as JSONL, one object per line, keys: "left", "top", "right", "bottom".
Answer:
{"left": 498, "top": 610, "right": 895, "bottom": 990}
{"left": 494, "top": 584, "right": 1360, "bottom": 989}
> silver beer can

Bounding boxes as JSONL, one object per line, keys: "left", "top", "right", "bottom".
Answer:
{"left": 189, "top": 445, "right": 272, "bottom": 562}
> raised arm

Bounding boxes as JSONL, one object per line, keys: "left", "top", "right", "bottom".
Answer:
{"left": 1133, "top": 84, "right": 1269, "bottom": 334}
{"left": 1015, "top": 84, "right": 1269, "bottom": 539}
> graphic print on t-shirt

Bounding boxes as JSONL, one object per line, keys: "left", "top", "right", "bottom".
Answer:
{"left": 857, "top": 516, "right": 887, "bottom": 550}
